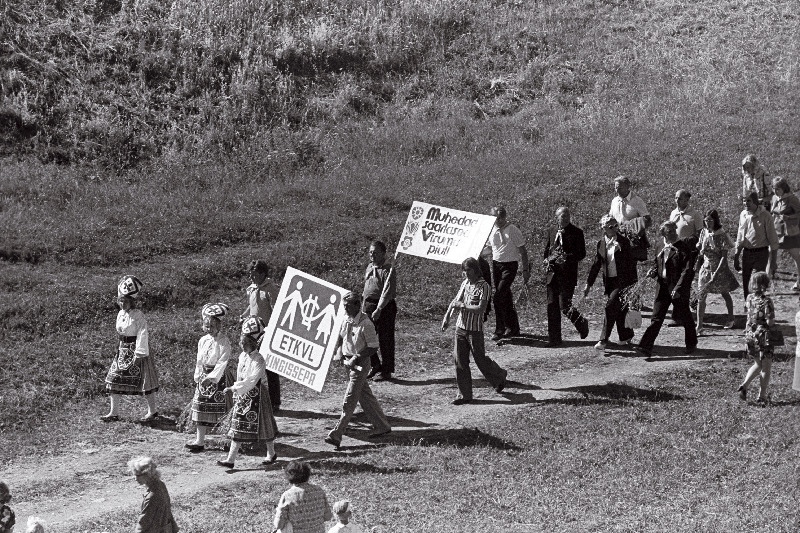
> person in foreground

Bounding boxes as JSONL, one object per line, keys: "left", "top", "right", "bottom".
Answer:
{"left": 325, "top": 292, "right": 391, "bottom": 449}
{"left": 128, "top": 456, "right": 179, "bottom": 533}
{"left": 635, "top": 221, "right": 699, "bottom": 357}
{"left": 442, "top": 257, "right": 508, "bottom": 405}
{"left": 102, "top": 275, "right": 160, "bottom": 423}
{"left": 694, "top": 210, "right": 739, "bottom": 335}
{"left": 327, "top": 500, "right": 364, "bottom": 533}
{"left": 0, "top": 481, "right": 14, "bottom": 533}
{"left": 584, "top": 215, "right": 637, "bottom": 353}
{"left": 543, "top": 206, "right": 589, "bottom": 347}
{"left": 186, "top": 303, "right": 234, "bottom": 452}
{"left": 274, "top": 460, "right": 333, "bottom": 533}
{"left": 218, "top": 316, "right": 278, "bottom": 468}
{"left": 738, "top": 272, "right": 776, "bottom": 404}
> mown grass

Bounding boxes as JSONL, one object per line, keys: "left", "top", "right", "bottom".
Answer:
{"left": 64, "top": 363, "right": 800, "bottom": 533}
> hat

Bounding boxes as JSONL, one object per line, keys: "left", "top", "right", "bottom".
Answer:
{"left": 117, "top": 275, "right": 143, "bottom": 298}
{"left": 202, "top": 303, "right": 230, "bottom": 319}
{"left": 600, "top": 214, "right": 618, "bottom": 228}
{"left": 342, "top": 291, "right": 361, "bottom": 304}
{"left": 241, "top": 316, "right": 266, "bottom": 337}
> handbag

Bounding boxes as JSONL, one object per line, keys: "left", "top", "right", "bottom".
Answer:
{"left": 767, "top": 328, "right": 784, "bottom": 346}
{"left": 624, "top": 309, "right": 642, "bottom": 329}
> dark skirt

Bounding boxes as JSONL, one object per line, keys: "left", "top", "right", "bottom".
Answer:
{"left": 191, "top": 364, "right": 235, "bottom": 426}
{"left": 227, "top": 380, "right": 277, "bottom": 442}
{"left": 105, "top": 337, "right": 160, "bottom": 395}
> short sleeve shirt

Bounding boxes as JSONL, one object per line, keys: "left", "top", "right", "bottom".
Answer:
{"left": 670, "top": 207, "right": 704, "bottom": 239}
{"left": 609, "top": 193, "right": 649, "bottom": 224}
{"left": 487, "top": 223, "right": 526, "bottom": 262}
{"left": 339, "top": 312, "right": 378, "bottom": 357}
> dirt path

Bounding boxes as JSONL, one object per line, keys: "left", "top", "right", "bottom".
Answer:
{"left": 4, "top": 286, "right": 797, "bottom": 531}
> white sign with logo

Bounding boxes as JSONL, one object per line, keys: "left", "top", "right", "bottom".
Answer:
{"left": 260, "top": 267, "right": 348, "bottom": 392}
{"left": 396, "top": 201, "right": 496, "bottom": 264}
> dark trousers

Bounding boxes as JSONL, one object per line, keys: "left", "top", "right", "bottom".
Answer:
{"left": 639, "top": 281, "right": 697, "bottom": 350}
{"left": 601, "top": 277, "right": 634, "bottom": 343}
{"left": 363, "top": 299, "right": 397, "bottom": 374}
{"left": 454, "top": 328, "right": 507, "bottom": 401}
{"left": 492, "top": 260, "right": 520, "bottom": 335}
{"left": 742, "top": 247, "right": 769, "bottom": 299}
{"left": 546, "top": 279, "right": 584, "bottom": 341}
{"left": 257, "top": 335, "right": 281, "bottom": 408}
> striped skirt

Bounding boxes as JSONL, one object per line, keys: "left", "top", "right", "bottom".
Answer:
{"left": 191, "top": 364, "right": 235, "bottom": 426}
{"left": 105, "top": 336, "right": 160, "bottom": 395}
{"left": 227, "top": 380, "right": 277, "bottom": 442}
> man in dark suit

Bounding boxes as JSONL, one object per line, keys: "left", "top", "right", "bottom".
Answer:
{"left": 635, "top": 220, "right": 699, "bottom": 357}
{"left": 584, "top": 214, "right": 638, "bottom": 354}
{"left": 543, "top": 207, "right": 589, "bottom": 347}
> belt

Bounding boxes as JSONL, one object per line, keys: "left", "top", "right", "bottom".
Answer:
{"left": 744, "top": 246, "right": 768, "bottom": 252}
{"left": 119, "top": 335, "right": 137, "bottom": 343}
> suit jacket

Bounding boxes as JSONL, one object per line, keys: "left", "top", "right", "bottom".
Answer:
{"left": 655, "top": 236, "right": 698, "bottom": 299}
{"left": 586, "top": 232, "right": 638, "bottom": 289}
{"left": 543, "top": 223, "right": 586, "bottom": 287}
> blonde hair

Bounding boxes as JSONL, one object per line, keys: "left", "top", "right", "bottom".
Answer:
{"left": 748, "top": 271, "right": 771, "bottom": 294}
{"left": 127, "top": 456, "right": 161, "bottom": 481}
{"left": 332, "top": 500, "right": 351, "bottom": 515}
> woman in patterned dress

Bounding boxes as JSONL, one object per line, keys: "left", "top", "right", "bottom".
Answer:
{"left": 102, "top": 275, "right": 159, "bottom": 422}
{"left": 770, "top": 176, "right": 800, "bottom": 291}
{"left": 737, "top": 272, "right": 776, "bottom": 404}
{"left": 185, "top": 303, "right": 234, "bottom": 452}
{"left": 694, "top": 210, "right": 739, "bottom": 335}
{"left": 216, "top": 316, "right": 278, "bottom": 468}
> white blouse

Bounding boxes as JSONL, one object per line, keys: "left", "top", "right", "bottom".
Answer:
{"left": 116, "top": 309, "right": 148, "bottom": 357}
{"left": 229, "top": 350, "right": 266, "bottom": 396}
{"left": 194, "top": 333, "right": 233, "bottom": 383}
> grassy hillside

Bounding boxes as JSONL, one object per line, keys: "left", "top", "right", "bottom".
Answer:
{"left": 1, "top": 0, "right": 799, "bottom": 442}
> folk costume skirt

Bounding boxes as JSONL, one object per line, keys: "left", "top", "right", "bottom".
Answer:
{"left": 227, "top": 380, "right": 277, "bottom": 443}
{"left": 191, "top": 364, "right": 235, "bottom": 426}
{"left": 105, "top": 336, "right": 160, "bottom": 395}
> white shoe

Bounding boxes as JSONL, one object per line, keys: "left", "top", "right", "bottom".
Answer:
{"left": 594, "top": 341, "right": 606, "bottom": 351}
{"left": 792, "top": 283, "right": 800, "bottom": 292}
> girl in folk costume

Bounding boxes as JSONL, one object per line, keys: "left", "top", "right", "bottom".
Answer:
{"left": 217, "top": 317, "right": 278, "bottom": 468}
{"left": 102, "top": 276, "right": 160, "bottom": 423}
{"left": 185, "top": 303, "right": 234, "bottom": 452}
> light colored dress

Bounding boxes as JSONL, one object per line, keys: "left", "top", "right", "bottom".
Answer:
{"left": 696, "top": 228, "right": 739, "bottom": 294}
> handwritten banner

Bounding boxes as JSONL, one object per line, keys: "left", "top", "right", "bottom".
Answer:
{"left": 260, "top": 267, "right": 348, "bottom": 392}
{"left": 395, "top": 201, "right": 496, "bottom": 264}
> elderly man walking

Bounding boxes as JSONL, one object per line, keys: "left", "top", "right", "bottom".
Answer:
{"left": 324, "top": 292, "right": 391, "bottom": 449}
{"left": 543, "top": 207, "right": 589, "bottom": 347}
{"left": 362, "top": 240, "right": 397, "bottom": 382}
{"left": 670, "top": 189, "right": 703, "bottom": 239}
{"left": 483, "top": 206, "right": 530, "bottom": 340}
{"left": 735, "top": 191, "right": 779, "bottom": 301}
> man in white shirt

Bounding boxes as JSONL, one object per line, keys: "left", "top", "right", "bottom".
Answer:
{"left": 670, "top": 189, "right": 703, "bottom": 239}
{"left": 609, "top": 175, "right": 651, "bottom": 225}
{"left": 483, "top": 206, "right": 530, "bottom": 340}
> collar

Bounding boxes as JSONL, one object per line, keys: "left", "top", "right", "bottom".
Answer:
{"left": 344, "top": 311, "right": 366, "bottom": 325}
{"left": 604, "top": 234, "right": 617, "bottom": 245}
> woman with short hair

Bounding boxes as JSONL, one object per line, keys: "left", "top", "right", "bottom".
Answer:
{"left": 274, "top": 460, "right": 333, "bottom": 533}
{"left": 770, "top": 176, "right": 800, "bottom": 291}
{"left": 128, "top": 456, "right": 179, "bottom": 533}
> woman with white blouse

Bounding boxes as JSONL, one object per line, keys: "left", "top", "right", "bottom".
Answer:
{"left": 185, "top": 303, "right": 234, "bottom": 452}
{"left": 217, "top": 316, "right": 278, "bottom": 468}
{"left": 102, "top": 275, "right": 159, "bottom": 422}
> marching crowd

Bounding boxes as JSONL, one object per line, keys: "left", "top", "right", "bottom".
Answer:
{"left": 5, "top": 154, "right": 800, "bottom": 533}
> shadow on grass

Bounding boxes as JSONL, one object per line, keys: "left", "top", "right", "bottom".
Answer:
{"left": 348, "top": 426, "right": 521, "bottom": 451}
{"left": 392, "top": 377, "right": 455, "bottom": 386}
{"left": 314, "top": 459, "right": 419, "bottom": 476}
{"left": 644, "top": 346, "right": 740, "bottom": 361}
{"left": 276, "top": 409, "right": 341, "bottom": 420}
{"left": 552, "top": 382, "right": 684, "bottom": 402}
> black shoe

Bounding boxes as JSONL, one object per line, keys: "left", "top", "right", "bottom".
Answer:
{"left": 216, "top": 460, "right": 234, "bottom": 468}
{"left": 373, "top": 372, "right": 392, "bottom": 382}
{"left": 577, "top": 317, "right": 589, "bottom": 339}
{"left": 685, "top": 344, "right": 697, "bottom": 355}
{"left": 737, "top": 386, "right": 747, "bottom": 401}
{"left": 544, "top": 339, "right": 563, "bottom": 348}
{"left": 139, "top": 412, "right": 159, "bottom": 423}
{"left": 491, "top": 333, "right": 502, "bottom": 341}
{"left": 324, "top": 435, "right": 341, "bottom": 449}
{"left": 451, "top": 397, "right": 472, "bottom": 405}
{"left": 366, "top": 366, "right": 382, "bottom": 379}
{"left": 504, "top": 328, "right": 519, "bottom": 337}
{"left": 185, "top": 443, "right": 205, "bottom": 452}
{"left": 634, "top": 346, "right": 652, "bottom": 357}
{"left": 100, "top": 414, "right": 120, "bottom": 422}
{"left": 495, "top": 377, "right": 507, "bottom": 394}
{"left": 261, "top": 454, "right": 278, "bottom": 465}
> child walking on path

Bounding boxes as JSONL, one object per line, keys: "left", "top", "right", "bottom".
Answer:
{"left": 738, "top": 271, "right": 776, "bottom": 404}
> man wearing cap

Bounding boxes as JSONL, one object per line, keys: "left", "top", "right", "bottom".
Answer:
{"left": 543, "top": 206, "right": 589, "bottom": 346}
{"left": 325, "top": 292, "right": 391, "bottom": 449}
{"left": 362, "top": 240, "right": 397, "bottom": 382}
{"left": 482, "top": 206, "right": 530, "bottom": 340}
